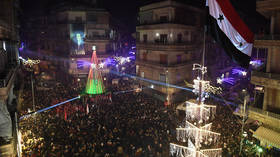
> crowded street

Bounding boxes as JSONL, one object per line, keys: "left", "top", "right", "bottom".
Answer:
{"left": 17, "top": 71, "right": 273, "bottom": 156}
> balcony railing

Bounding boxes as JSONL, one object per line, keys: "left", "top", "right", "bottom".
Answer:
{"left": 249, "top": 106, "right": 280, "bottom": 120}
{"left": 136, "top": 59, "right": 194, "bottom": 68}
{"left": 137, "top": 41, "right": 198, "bottom": 50}
{"left": 84, "top": 35, "right": 110, "bottom": 40}
{"left": 255, "top": 34, "right": 280, "bottom": 40}
{"left": 252, "top": 71, "right": 280, "bottom": 81}
{"left": 57, "top": 20, "right": 85, "bottom": 24}
{"left": 138, "top": 40, "right": 196, "bottom": 45}
{"left": 137, "top": 20, "right": 195, "bottom": 26}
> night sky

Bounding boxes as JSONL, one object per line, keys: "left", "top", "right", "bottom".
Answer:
{"left": 20, "top": 0, "right": 142, "bottom": 33}
{"left": 20, "top": 0, "right": 266, "bottom": 33}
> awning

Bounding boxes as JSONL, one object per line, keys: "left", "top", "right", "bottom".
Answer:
{"left": 253, "top": 126, "right": 280, "bottom": 149}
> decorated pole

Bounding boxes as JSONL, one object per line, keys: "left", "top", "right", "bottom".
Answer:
{"left": 170, "top": 64, "right": 222, "bottom": 157}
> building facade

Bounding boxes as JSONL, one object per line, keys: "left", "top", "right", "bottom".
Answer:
{"left": 0, "top": 0, "right": 20, "bottom": 156}
{"left": 136, "top": 0, "right": 203, "bottom": 103}
{"left": 56, "top": 7, "right": 117, "bottom": 79}
{"left": 249, "top": 0, "right": 280, "bottom": 150}
{"left": 23, "top": 3, "right": 121, "bottom": 80}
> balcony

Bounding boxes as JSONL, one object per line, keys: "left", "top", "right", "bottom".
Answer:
{"left": 136, "top": 21, "right": 198, "bottom": 30}
{"left": 251, "top": 71, "right": 280, "bottom": 89}
{"left": 57, "top": 20, "right": 85, "bottom": 24}
{"left": 0, "top": 66, "right": 18, "bottom": 100}
{"left": 255, "top": 34, "right": 280, "bottom": 40}
{"left": 137, "top": 41, "right": 198, "bottom": 51}
{"left": 86, "top": 23, "right": 109, "bottom": 29}
{"left": 254, "top": 34, "right": 280, "bottom": 47}
{"left": 84, "top": 35, "right": 110, "bottom": 41}
{"left": 256, "top": 0, "right": 280, "bottom": 17}
{"left": 136, "top": 59, "right": 194, "bottom": 69}
{"left": 249, "top": 106, "right": 280, "bottom": 130}
{"left": 137, "top": 19, "right": 196, "bottom": 26}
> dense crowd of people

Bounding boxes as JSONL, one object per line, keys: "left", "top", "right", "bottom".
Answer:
{"left": 19, "top": 77, "right": 177, "bottom": 157}
{"left": 18, "top": 72, "right": 276, "bottom": 157}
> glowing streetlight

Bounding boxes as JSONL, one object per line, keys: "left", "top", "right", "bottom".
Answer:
{"left": 20, "top": 57, "right": 40, "bottom": 112}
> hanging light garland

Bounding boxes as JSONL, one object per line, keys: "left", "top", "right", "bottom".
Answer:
{"left": 20, "top": 57, "right": 40, "bottom": 67}
{"left": 170, "top": 63, "right": 222, "bottom": 157}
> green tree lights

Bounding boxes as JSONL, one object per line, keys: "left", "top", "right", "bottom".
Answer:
{"left": 85, "top": 46, "right": 105, "bottom": 95}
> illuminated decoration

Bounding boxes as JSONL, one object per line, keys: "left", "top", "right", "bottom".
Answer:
{"left": 170, "top": 64, "right": 222, "bottom": 157}
{"left": 99, "top": 62, "right": 105, "bottom": 69}
{"left": 232, "top": 68, "right": 247, "bottom": 76}
{"left": 19, "top": 42, "right": 24, "bottom": 51}
{"left": 19, "top": 57, "right": 40, "bottom": 69}
{"left": 85, "top": 46, "right": 105, "bottom": 95}
{"left": 3, "top": 41, "right": 6, "bottom": 51}
{"left": 91, "top": 63, "right": 96, "bottom": 69}
{"left": 70, "top": 27, "right": 85, "bottom": 55}
{"left": 217, "top": 74, "right": 235, "bottom": 85}
{"left": 77, "top": 60, "right": 84, "bottom": 69}
{"left": 193, "top": 63, "right": 207, "bottom": 74}
{"left": 254, "top": 86, "right": 263, "bottom": 91}
{"left": 114, "top": 56, "right": 131, "bottom": 65}
{"left": 76, "top": 33, "right": 82, "bottom": 46}
{"left": 250, "top": 60, "right": 263, "bottom": 68}
{"left": 193, "top": 77, "right": 222, "bottom": 97}
{"left": 129, "top": 51, "right": 135, "bottom": 55}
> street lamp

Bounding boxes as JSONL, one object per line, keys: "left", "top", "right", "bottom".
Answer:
{"left": 166, "top": 70, "right": 169, "bottom": 105}
{"left": 20, "top": 58, "right": 40, "bottom": 112}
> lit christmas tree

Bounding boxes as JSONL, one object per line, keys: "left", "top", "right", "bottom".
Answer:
{"left": 85, "top": 46, "right": 105, "bottom": 95}
{"left": 170, "top": 64, "right": 222, "bottom": 157}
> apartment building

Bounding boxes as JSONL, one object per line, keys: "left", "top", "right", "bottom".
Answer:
{"left": 136, "top": 0, "right": 203, "bottom": 103}
{"left": 249, "top": 0, "right": 280, "bottom": 150}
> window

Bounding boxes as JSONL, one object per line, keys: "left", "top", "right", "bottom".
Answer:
{"left": 143, "top": 34, "right": 147, "bottom": 43}
{"left": 136, "top": 32, "right": 140, "bottom": 42}
{"left": 177, "top": 73, "right": 181, "bottom": 81}
{"left": 177, "top": 34, "right": 182, "bottom": 43}
{"left": 136, "top": 65, "right": 139, "bottom": 74}
{"left": 226, "top": 72, "right": 229, "bottom": 78}
{"left": 77, "top": 61, "right": 84, "bottom": 70}
{"left": 143, "top": 52, "right": 147, "bottom": 61}
{"left": 177, "top": 55, "right": 182, "bottom": 64}
{"left": 88, "top": 14, "right": 97, "bottom": 23}
{"left": 75, "top": 17, "right": 82, "bottom": 22}
{"left": 160, "top": 16, "right": 168, "bottom": 23}
{"left": 160, "top": 74, "right": 166, "bottom": 82}
{"left": 141, "top": 71, "right": 145, "bottom": 78}
{"left": 160, "top": 54, "right": 167, "bottom": 64}
{"left": 160, "top": 34, "right": 168, "bottom": 44}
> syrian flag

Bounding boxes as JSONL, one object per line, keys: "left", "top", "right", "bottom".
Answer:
{"left": 207, "top": 0, "right": 254, "bottom": 68}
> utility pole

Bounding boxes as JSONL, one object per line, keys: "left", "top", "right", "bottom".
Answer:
{"left": 31, "top": 73, "right": 35, "bottom": 112}
{"left": 166, "top": 70, "right": 169, "bottom": 106}
{"left": 239, "top": 92, "right": 249, "bottom": 155}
